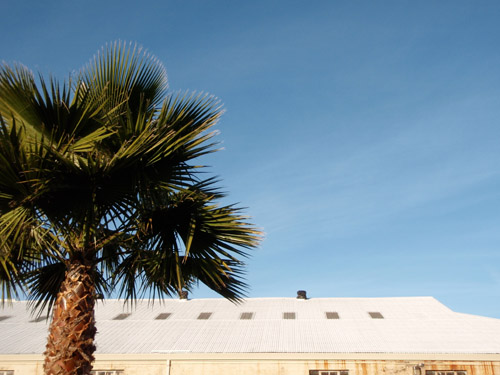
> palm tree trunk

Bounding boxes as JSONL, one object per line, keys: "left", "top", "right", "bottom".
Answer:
{"left": 44, "top": 261, "right": 97, "bottom": 375}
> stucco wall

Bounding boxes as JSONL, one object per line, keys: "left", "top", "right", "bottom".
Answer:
{"left": 168, "top": 359, "right": 500, "bottom": 375}
{"left": 1, "top": 355, "right": 499, "bottom": 375}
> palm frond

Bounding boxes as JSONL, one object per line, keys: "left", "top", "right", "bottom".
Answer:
{"left": 81, "top": 41, "right": 168, "bottom": 121}
{"left": 119, "top": 180, "right": 261, "bottom": 301}
{"left": 0, "top": 255, "right": 21, "bottom": 302}
{"left": 0, "top": 64, "right": 106, "bottom": 149}
{"left": 0, "top": 42, "right": 262, "bottom": 314}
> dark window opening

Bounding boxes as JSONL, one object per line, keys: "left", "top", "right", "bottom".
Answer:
{"left": 309, "top": 370, "right": 349, "bottom": 375}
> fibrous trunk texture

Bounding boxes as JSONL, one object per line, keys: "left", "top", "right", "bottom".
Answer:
{"left": 44, "top": 261, "right": 97, "bottom": 375}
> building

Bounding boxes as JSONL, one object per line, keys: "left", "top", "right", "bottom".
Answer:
{"left": 1, "top": 294, "right": 499, "bottom": 375}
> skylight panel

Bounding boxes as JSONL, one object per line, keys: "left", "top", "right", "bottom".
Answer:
{"left": 283, "top": 312, "right": 296, "bottom": 320}
{"left": 197, "top": 312, "right": 212, "bottom": 320}
{"left": 240, "top": 312, "right": 254, "bottom": 320}
{"left": 155, "top": 313, "right": 172, "bottom": 320}
{"left": 30, "top": 316, "right": 48, "bottom": 323}
{"left": 325, "top": 312, "right": 340, "bottom": 319}
{"left": 368, "top": 312, "right": 384, "bottom": 319}
{"left": 113, "top": 313, "right": 131, "bottom": 320}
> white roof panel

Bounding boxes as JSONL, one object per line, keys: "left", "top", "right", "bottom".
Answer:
{"left": 1, "top": 296, "right": 500, "bottom": 354}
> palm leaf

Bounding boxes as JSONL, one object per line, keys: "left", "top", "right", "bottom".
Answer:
{"left": 0, "top": 41, "right": 262, "bottom": 310}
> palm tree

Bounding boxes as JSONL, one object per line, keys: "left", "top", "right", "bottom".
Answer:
{"left": 0, "top": 42, "right": 261, "bottom": 375}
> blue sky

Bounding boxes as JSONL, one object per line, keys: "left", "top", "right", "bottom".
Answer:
{"left": 2, "top": 1, "right": 500, "bottom": 317}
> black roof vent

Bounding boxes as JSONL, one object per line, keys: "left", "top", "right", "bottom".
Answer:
{"left": 283, "top": 312, "right": 296, "bottom": 320}
{"left": 297, "top": 290, "right": 307, "bottom": 299}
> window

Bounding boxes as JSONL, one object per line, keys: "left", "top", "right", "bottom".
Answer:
{"left": 0, "top": 371, "right": 14, "bottom": 375}
{"left": 283, "top": 312, "right": 296, "bottom": 320}
{"left": 368, "top": 312, "right": 384, "bottom": 319}
{"left": 309, "top": 370, "right": 348, "bottom": 375}
{"left": 155, "top": 313, "right": 171, "bottom": 320}
{"left": 112, "top": 313, "right": 131, "bottom": 320}
{"left": 240, "top": 312, "right": 254, "bottom": 320}
{"left": 426, "top": 372, "right": 466, "bottom": 375}
{"left": 90, "top": 371, "right": 124, "bottom": 375}
{"left": 325, "top": 312, "right": 340, "bottom": 319}
{"left": 197, "top": 312, "right": 212, "bottom": 320}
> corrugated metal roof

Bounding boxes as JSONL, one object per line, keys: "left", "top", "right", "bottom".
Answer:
{"left": 1, "top": 297, "right": 500, "bottom": 355}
